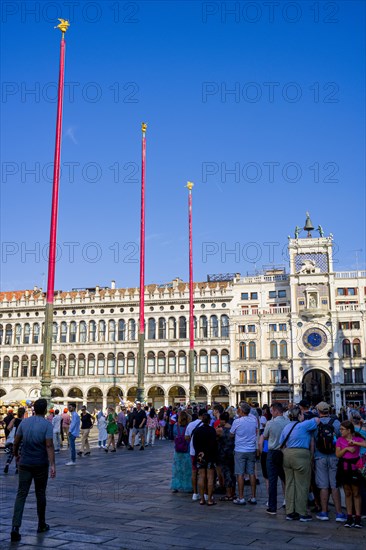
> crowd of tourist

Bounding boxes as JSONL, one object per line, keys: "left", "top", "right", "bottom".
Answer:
{"left": 2, "top": 399, "right": 366, "bottom": 536}
{"left": 166, "top": 400, "right": 366, "bottom": 528}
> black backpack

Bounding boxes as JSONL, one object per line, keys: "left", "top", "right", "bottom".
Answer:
{"left": 316, "top": 418, "right": 336, "bottom": 454}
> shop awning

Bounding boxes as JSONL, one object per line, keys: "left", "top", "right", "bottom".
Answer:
{"left": 2, "top": 388, "right": 27, "bottom": 404}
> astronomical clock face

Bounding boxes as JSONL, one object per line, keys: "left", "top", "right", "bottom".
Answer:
{"left": 302, "top": 327, "right": 328, "bottom": 351}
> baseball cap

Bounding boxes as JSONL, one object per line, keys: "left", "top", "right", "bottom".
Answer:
{"left": 298, "top": 399, "right": 310, "bottom": 408}
{"left": 316, "top": 401, "right": 330, "bottom": 413}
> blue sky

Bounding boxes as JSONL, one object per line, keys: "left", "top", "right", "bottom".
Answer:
{"left": 1, "top": 0, "right": 365, "bottom": 291}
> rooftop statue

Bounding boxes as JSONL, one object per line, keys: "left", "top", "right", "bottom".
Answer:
{"left": 294, "top": 226, "right": 301, "bottom": 239}
{"left": 317, "top": 225, "right": 324, "bottom": 237}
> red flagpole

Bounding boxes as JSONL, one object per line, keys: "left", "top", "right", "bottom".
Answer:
{"left": 188, "top": 187, "right": 194, "bottom": 349}
{"left": 187, "top": 182, "right": 195, "bottom": 403}
{"left": 41, "top": 19, "right": 70, "bottom": 403}
{"left": 47, "top": 33, "right": 66, "bottom": 303}
{"left": 137, "top": 123, "right": 147, "bottom": 403}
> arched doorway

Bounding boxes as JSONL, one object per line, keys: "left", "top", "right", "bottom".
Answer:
{"left": 168, "top": 385, "right": 186, "bottom": 406}
{"left": 68, "top": 387, "right": 83, "bottom": 399}
{"left": 107, "top": 386, "right": 123, "bottom": 407}
{"left": 51, "top": 387, "right": 64, "bottom": 398}
{"left": 86, "top": 387, "right": 103, "bottom": 410}
{"left": 211, "top": 384, "right": 229, "bottom": 405}
{"left": 147, "top": 386, "right": 165, "bottom": 409}
{"left": 194, "top": 385, "right": 208, "bottom": 405}
{"left": 127, "top": 386, "right": 138, "bottom": 405}
{"left": 302, "top": 369, "right": 331, "bottom": 405}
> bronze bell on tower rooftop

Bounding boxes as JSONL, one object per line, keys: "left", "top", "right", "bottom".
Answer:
{"left": 304, "top": 212, "right": 314, "bottom": 237}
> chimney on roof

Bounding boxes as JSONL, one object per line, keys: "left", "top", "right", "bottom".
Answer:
{"left": 172, "top": 277, "right": 182, "bottom": 289}
{"left": 111, "top": 280, "right": 116, "bottom": 290}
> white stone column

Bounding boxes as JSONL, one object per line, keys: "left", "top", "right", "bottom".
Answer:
{"left": 261, "top": 391, "right": 267, "bottom": 406}
{"left": 102, "top": 395, "right": 107, "bottom": 411}
{"left": 293, "top": 383, "right": 301, "bottom": 404}
{"left": 229, "top": 389, "right": 236, "bottom": 406}
{"left": 334, "top": 384, "right": 342, "bottom": 413}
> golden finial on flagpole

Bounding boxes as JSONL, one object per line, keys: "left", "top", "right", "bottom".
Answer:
{"left": 55, "top": 19, "right": 70, "bottom": 34}
{"left": 142, "top": 122, "right": 147, "bottom": 134}
{"left": 186, "top": 181, "right": 194, "bottom": 191}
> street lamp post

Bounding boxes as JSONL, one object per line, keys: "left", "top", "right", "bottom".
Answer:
{"left": 41, "top": 19, "right": 70, "bottom": 405}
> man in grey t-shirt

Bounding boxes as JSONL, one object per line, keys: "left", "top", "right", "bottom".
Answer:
{"left": 10, "top": 398, "right": 55, "bottom": 542}
{"left": 261, "top": 402, "right": 289, "bottom": 514}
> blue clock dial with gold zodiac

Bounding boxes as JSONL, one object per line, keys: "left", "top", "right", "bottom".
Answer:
{"left": 303, "top": 328, "right": 327, "bottom": 351}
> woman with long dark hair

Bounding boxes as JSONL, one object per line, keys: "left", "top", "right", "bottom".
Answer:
{"left": 146, "top": 407, "right": 158, "bottom": 447}
{"left": 170, "top": 411, "right": 192, "bottom": 493}
{"left": 336, "top": 420, "right": 366, "bottom": 528}
{"left": 193, "top": 413, "right": 218, "bottom": 506}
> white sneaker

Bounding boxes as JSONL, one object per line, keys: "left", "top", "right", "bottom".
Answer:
{"left": 65, "top": 461, "right": 76, "bottom": 466}
{"left": 192, "top": 493, "right": 200, "bottom": 501}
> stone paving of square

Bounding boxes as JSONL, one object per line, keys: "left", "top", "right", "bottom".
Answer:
{"left": 1, "top": 432, "right": 365, "bottom": 549}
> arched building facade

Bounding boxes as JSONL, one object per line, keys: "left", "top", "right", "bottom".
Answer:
{"left": 1, "top": 228, "right": 366, "bottom": 410}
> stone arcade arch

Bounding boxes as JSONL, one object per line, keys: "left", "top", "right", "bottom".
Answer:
{"left": 127, "top": 386, "right": 138, "bottom": 404}
{"left": 86, "top": 387, "right": 103, "bottom": 410}
{"left": 68, "top": 387, "right": 83, "bottom": 399}
{"left": 194, "top": 385, "right": 208, "bottom": 405}
{"left": 51, "top": 387, "right": 64, "bottom": 398}
{"left": 302, "top": 369, "right": 332, "bottom": 405}
{"left": 107, "top": 386, "right": 123, "bottom": 406}
{"left": 168, "top": 385, "right": 186, "bottom": 406}
{"left": 211, "top": 384, "right": 230, "bottom": 404}
{"left": 147, "top": 386, "right": 165, "bottom": 409}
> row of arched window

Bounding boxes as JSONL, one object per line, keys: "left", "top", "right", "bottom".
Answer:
{"left": 239, "top": 341, "right": 288, "bottom": 360}
{"left": 0, "top": 315, "right": 230, "bottom": 346}
{"left": 0, "top": 349, "right": 230, "bottom": 378}
{"left": 270, "top": 340, "right": 288, "bottom": 359}
{"left": 342, "top": 339, "right": 361, "bottom": 358}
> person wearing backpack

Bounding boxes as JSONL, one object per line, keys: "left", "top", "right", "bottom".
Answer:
{"left": 314, "top": 401, "right": 347, "bottom": 522}
{"left": 170, "top": 411, "right": 192, "bottom": 493}
{"left": 193, "top": 413, "right": 218, "bottom": 505}
{"left": 4, "top": 407, "right": 25, "bottom": 474}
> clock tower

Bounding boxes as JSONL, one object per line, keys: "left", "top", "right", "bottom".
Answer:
{"left": 288, "top": 213, "right": 338, "bottom": 408}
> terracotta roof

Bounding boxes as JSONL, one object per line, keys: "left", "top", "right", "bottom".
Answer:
{"left": 0, "top": 280, "right": 232, "bottom": 304}
{"left": 0, "top": 290, "right": 43, "bottom": 302}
